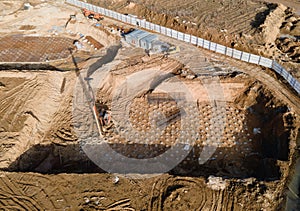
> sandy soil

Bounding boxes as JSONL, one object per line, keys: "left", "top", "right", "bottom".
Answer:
{"left": 0, "top": 0, "right": 299, "bottom": 210}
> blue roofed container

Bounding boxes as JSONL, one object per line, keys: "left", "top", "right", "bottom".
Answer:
{"left": 124, "top": 29, "right": 150, "bottom": 47}
{"left": 139, "top": 34, "right": 157, "bottom": 50}
{"left": 124, "top": 30, "right": 140, "bottom": 46}
{"left": 134, "top": 30, "right": 150, "bottom": 47}
{"left": 151, "top": 40, "right": 170, "bottom": 53}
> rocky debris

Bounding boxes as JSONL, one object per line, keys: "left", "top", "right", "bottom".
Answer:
{"left": 207, "top": 176, "right": 227, "bottom": 190}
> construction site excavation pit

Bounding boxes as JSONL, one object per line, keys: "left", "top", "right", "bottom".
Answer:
{"left": 9, "top": 53, "right": 295, "bottom": 182}
{"left": 87, "top": 56, "right": 296, "bottom": 180}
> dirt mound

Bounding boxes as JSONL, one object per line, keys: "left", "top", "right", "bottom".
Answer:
{"left": 260, "top": 4, "right": 287, "bottom": 44}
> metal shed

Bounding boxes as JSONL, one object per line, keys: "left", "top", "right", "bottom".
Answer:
{"left": 151, "top": 40, "right": 170, "bottom": 53}
{"left": 124, "top": 30, "right": 150, "bottom": 47}
{"left": 139, "top": 34, "right": 158, "bottom": 50}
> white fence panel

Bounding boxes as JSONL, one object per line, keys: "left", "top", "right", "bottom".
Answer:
{"left": 281, "top": 69, "right": 289, "bottom": 79}
{"left": 191, "top": 36, "right": 197, "bottom": 45}
{"left": 90, "top": 4, "right": 95, "bottom": 11}
{"left": 161, "top": 26, "right": 167, "bottom": 35}
{"left": 125, "top": 16, "right": 130, "bottom": 23}
{"left": 96, "top": 6, "right": 101, "bottom": 13}
{"left": 259, "top": 57, "right": 273, "bottom": 68}
{"left": 112, "top": 11, "right": 117, "bottom": 19}
{"left": 150, "top": 23, "right": 155, "bottom": 31}
{"left": 184, "top": 34, "right": 191, "bottom": 43}
{"left": 116, "top": 13, "right": 121, "bottom": 20}
{"left": 79, "top": 1, "right": 84, "bottom": 7}
{"left": 106, "top": 9, "right": 111, "bottom": 17}
{"left": 272, "top": 61, "right": 283, "bottom": 74}
{"left": 145, "top": 22, "right": 150, "bottom": 30}
{"left": 232, "top": 49, "right": 242, "bottom": 59}
{"left": 126, "top": 16, "right": 131, "bottom": 24}
{"left": 121, "top": 14, "right": 126, "bottom": 22}
{"left": 216, "top": 44, "right": 226, "bottom": 54}
{"left": 166, "top": 28, "right": 172, "bottom": 37}
{"left": 92, "top": 5, "right": 97, "bottom": 12}
{"left": 105, "top": 8, "right": 110, "bottom": 16}
{"left": 289, "top": 77, "right": 297, "bottom": 87}
{"left": 114, "top": 12, "right": 119, "bottom": 19}
{"left": 294, "top": 82, "right": 300, "bottom": 94}
{"left": 241, "top": 52, "right": 250, "bottom": 62}
{"left": 209, "top": 42, "right": 217, "bottom": 52}
{"left": 87, "top": 4, "right": 92, "bottom": 10}
{"left": 108, "top": 10, "right": 114, "bottom": 18}
{"left": 102, "top": 8, "right": 107, "bottom": 16}
{"left": 100, "top": 7, "right": 105, "bottom": 14}
{"left": 130, "top": 17, "right": 136, "bottom": 25}
{"left": 249, "top": 54, "right": 260, "bottom": 65}
{"left": 171, "top": 30, "right": 178, "bottom": 39}
{"left": 135, "top": 18, "right": 141, "bottom": 26}
{"left": 197, "top": 38, "right": 204, "bottom": 47}
{"left": 154, "top": 24, "right": 160, "bottom": 33}
{"left": 140, "top": 20, "right": 146, "bottom": 28}
{"left": 178, "top": 32, "right": 184, "bottom": 41}
{"left": 203, "top": 40, "right": 210, "bottom": 49}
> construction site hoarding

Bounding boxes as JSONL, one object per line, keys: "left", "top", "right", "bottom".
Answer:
{"left": 154, "top": 24, "right": 160, "bottom": 33}
{"left": 232, "top": 49, "right": 242, "bottom": 60}
{"left": 184, "top": 34, "right": 191, "bottom": 43}
{"left": 160, "top": 26, "right": 166, "bottom": 35}
{"left": 225, "top": 47, "right": 234, "bottom": 57}
{"left": 171, "top": 30, "right": 177, "bottom": 39}
{"left": 197, "top": 38, "right": 204, "bottom": 47}
{"left": 248, "top": 54, "right": 260, "bottom": 65}
{"left": 177, "top": 32, "right": 184, "bottom": 41}
{"left": 140, "top": 19, "right": 146, "bottom": 28}
{"left": 191, "top": 36, "right": 197, "bottom": 45}
{"left": 241, "top": 52, "right": 250, "bottom": 62}
{"left": 216, "top": 44, "right": 226, "bottom": 54}
{"left": 203, "top": 40, "right": 210, "bottom": 49}
{"left": 209, "top": 42, "right": 217, "bottom": 52}
{"left": 259, "top": 57, "right": 273, "bottom": 68}
{"left": 166, "top": 28, "right": 172, "bottom": 37}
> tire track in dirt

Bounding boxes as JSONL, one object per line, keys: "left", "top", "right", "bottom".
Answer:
{"left": 1, "top": 173, "right": 72, "bottom": 209}
{"left": 148, "top": 176, "right": 223, "bottom": 211}
{"left": 0, "top": 176, "right": 43, "bottom": 210}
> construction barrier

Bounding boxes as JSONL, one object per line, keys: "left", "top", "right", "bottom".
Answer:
{"left": 66, "top": 0, "right": 300, "bottom": 95}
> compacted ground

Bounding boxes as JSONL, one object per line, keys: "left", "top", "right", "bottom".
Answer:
{"left": 0, "top": 0, "right": 299, "bottom": 210}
